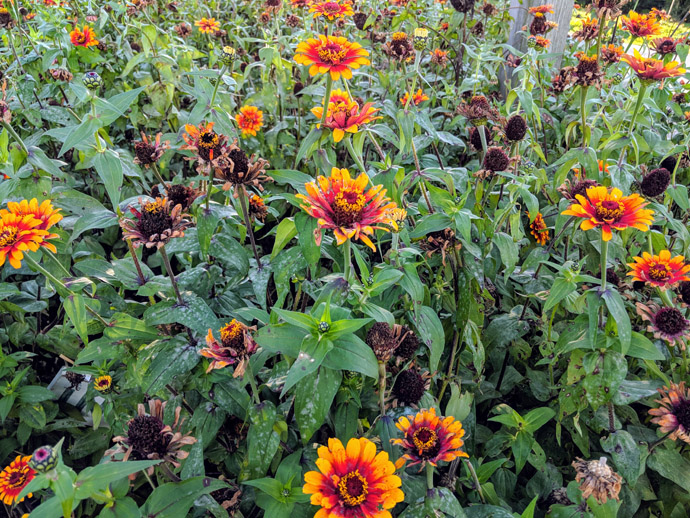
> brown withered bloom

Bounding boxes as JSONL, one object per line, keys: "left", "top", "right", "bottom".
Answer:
{"left": 572, "top": 457, "right": 623, "bottom": 504}
{"left": 430, "top": 48, "right": 449, "bottom": 67}
{"left": 482, "top": 1, "right": 499, "bottom": 16}
{"left": 572, "top": 16, "right": 599, "bottom": 41}
{"left": 200, "top": 320, "right": 259, "bottom": 377}
{"left": 505, "top": 114, "right": 527, "bottom": 141}
{"left": 652, "top": 37, "right": 680, "bottom": 56}
{"left": 211, "top": 483, "right": 242, "bottom": 514}
{"left": 391, "top": 367, "right": 430, "bottom": 407}
{"left": 212, "top": 139, "right": 272, "bottom": 197}
{"left": 286, "top": 14, "right": 301, "bottom": 27}
{"left": 366, "top": 322, "right": 397, "bottom": 362}
{"left": 353, "top": 11, "right": 368, "bottom": 30}
{"left": 571, "top": 52, "right": 604, "bottom": 88}
{"left": 639, "top": 167, "right": 670, "bottom": 198}
{"left": 383, "top": 32, "right": 414, "bottom": 62}
{"left": 449, "top": 0, "right": 475, "bottom": 13}
{"left": 259, "top": 11, "right": 271, "bottom": 24}
{"left": 600, "top": 44, "right": 624, "bottom": 64}
{"left": 469, "top": 126, "right": 492, "bottom": 151}
{"left": 472, "top": 21, "right": 484, "bottom": 36}
{"left": 392, "top": 324, "right": 420, "bottom": 361}
{"left": 456, "top": 95, "right": 500, "bottom": 126}
{"left": 48, "top": 68, "right": 73, "bottom": 82}
{"left": 152, "top": 183, "right": 203, "bottom": 211}
{"left": 506, "top": 54, "right": 522, "bottom": 68}
{"left": 649, "top": 382, "right": 690, "bottom": 443}
{"left": 134, "top": 132, "right": 169, "bottom": 168}
{"left": 483, "top": 147, "right": 510, "bottom": 172}
{"left": 108, "top": 400, "right": 196, "bottom": 477}
{"left": 0, "top": 8, "right": 14, "bottom": 29}
{"left": 588, "top": 0, "right": 628, "bottom": 19}
{"left": 550, "top": 68, "right": 572, "bottom": 95}
{"left": 557, "top": 178, "right": 599, "bottom": 201}
{"left": 248, "top": 194, "right": 268, "bottom": 221}
{"left": 120, "top": 197, "right": 191, "bottom": 249}
{"left": 418, "top": 228, "right": 461, "bottom": 265}
{"left": 175, "top": 22, "right": 192, "bottom": 38}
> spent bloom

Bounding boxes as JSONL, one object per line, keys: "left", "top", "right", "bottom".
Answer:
{"left": 120, "top": 197, "right": 191, "bottom": 249}
{"left": 296, "top": 167, "right": 398, "bottom": 251}
{"left": 294, "top": 35, "right": 370, "bottom": 80}
{"left": 636, "top": 302, "right": 690, "bottom": 346}
{"left": 561, "top": 186, "right": 654, "bottom": 242}
{"left": 649, "top": 382, "right": 690, "bottom": 444}
{"left": 200, "top": 319, "right": 259, "bottom": 377}
{"left": 302, "top": 437, "right": 404, "bottom": 518}
{"left": 572, "top": 457, "right": 622, "bottom": 504}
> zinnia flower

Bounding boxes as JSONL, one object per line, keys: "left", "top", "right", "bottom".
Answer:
{"left": 94, "top": 375, "right": 113, "bottom": 392}
{"left": 182, "top": 121, "right": 224, "bottom": 162}
{"left": 561, "top": 186, "right": 654, "bottom": 241}
{"left": 622, "top": 50, "right": 685, "bottom": 81}
{"left": 195, "top": 17, "right": 221, "bottom": 33}
{"left": 235, "top": 106, "right": 264, "bottom": 137}
{"left": 296, "top": 167, "right": 398, "bottom": 251}
{"left": 400, "top": 89, "right": 429, "bottom": 106}
{"left": 627, "top": 250, "right": 690, "bottom": 289}
{"left": 636, "top": 302, "right": 690, "bottom": 346}
{"left": 302, "top": 437, "right": 404, "bottom": 518}
{"left": 649, "top": 382, "right": 690, "bottom": 443}
{"left": 620, "top": 11, "right": 661, "bottom": 38}
{"left": 393, "top": 408, "right": 469, "bottom": 468}
{"left": 529, "top": 212, "right": 549, "bottom": 245}
{"left": 69, "top": 25, "right": 99, "bottom": 47}
{"left": 0, "top": 456, "right": 35, "bottom": 505}
{"left": 309, "top": 0, "right": 354, "bottom": 20}
{"left": 430, "top": 48, "right": 448, "bottom": 67}
{"left": 0, "top": 213, "right": 54, "bottom": 269}
{"left": 120, "top": 197, "right": 191, "bottom": 249}
{"left": 311, "top": 89, "right": 381, "bottom": 142}
{"left": 200, "top": 319, "right": 259, "bottom": 377}
{"left": 134, "top": 132, "right": 169, "bottom": 167}
{"left": 294, "top": 35, "right": 370, "bottom": 80}
{"left": 601, "top": 44, "right": 624, "bottom": 64}
{"left": 211, "top": 141, "right": 271, "bottom": 195}
{"left": 652, "top": 37, "right": 680, "bottom": 55}
{"left": 572, "top": 16, "right": 599, "bottom": 41}
{"left": 108, "top": 400, "right": 196, "bottom": 476}
{"left": 572, "top": 457, "right": 622, "bottom": 504}
{"left": 528, "top": 4, "right": 553, "bottom": 15}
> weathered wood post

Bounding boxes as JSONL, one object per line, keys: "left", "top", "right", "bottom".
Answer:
{"left": 501, "top": 0, "right": 575, "bottom": 96}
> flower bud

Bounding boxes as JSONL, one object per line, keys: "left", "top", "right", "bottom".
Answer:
{"left": 413, "top": 28, "right": 429, "bottom": 51}
{"left": 82, "top": 71, "right": 103, "bottom": 90}
{"left": 220, "top": 45, "right": 236, "bottom": 66}
{"left": 29, "top": 446, "right": 58, "bottom": 473}
{"left": 318, "top": 321, "right": 330, "bottom": 333}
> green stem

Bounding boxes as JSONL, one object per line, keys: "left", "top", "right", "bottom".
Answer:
{"left": 426, "top": 463, "right": 434, "bottom": 490}
{"left": 378, "top": 362, "right": 386, "bottom": 418}
{"left": 600, "top": 233, "right": 609, "bottom": 292}
{"left": 245, "top": 362, "right": 261, "bottom": 405}
{"left": 580, "top": 86, "right": 589, "bottom": 148}
{"left": 594, "top": 13, "right": 607, "bottom": 60}
{"left": 345, "top": 136, "right": 367, "bottom": 174}
{"left": 159, "top": 246, "right": 184, "bottom": 305}
{"left": 150, "top": 163, "right": 166, "bottom": 186}
{"left": 209, "top": 64, "right": 227, "bottom": 110}
{"left": 321, "top": 75, "right": 333, "bottom": 127}
{"left": 238, "top": 188, "right": 262, "bottom": 268}
{"left": 342, "top": 238, "right": 351, "bottom": 283}
{"left": 477, "top": 124, "right": 488, "bottom": 163}
{"left": 464, "top": 458, "right": 485, "bottom": 503}
{"left": 628, "top": 83, "right": 648, "bottom": 134}
{"left": 658, "top": 287, "right": 674, "bottom": 308}
{"left": 0, "top": 121, "right": 28, "bottom": 155}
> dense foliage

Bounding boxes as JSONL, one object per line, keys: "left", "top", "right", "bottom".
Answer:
{"left": 1, "top": 0, "right": 690, "bottom": 517}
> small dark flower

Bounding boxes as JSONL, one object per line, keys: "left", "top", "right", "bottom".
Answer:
{"left": 293, "top": 81, "right": 305, "bottom": 96}
{"left": 175, "top": 22, "right": 192, "bottom": 38}
{"left": 573, "top": 53, "right": 604, "bottom": 87}
{"left": 383, "top": 32, "right": 414, "bottom": 62}
{"left": 545, "top": 488, "right": 573, "bottom": 508}
{"left": 134, "top": 132, "right": 169, "bottom": 168}
{"left": 449, "top": 0, "right": 475, "bottom": 13}
{"left": 469, "top": 126, "right": 491, "bottom": 151}
{"left": 120, "top": 197, "right": 191, "bottom": 249}
{"left": 506, "top": 54, "right": 522, "bottom": 68}
{"left": 392, "top": 368, "right": 427, "bottom": 405}
{"left": 530, "top": 15, "right": 547, "bottom": 35}
{"left": 471, "top": 20, "right": 484, "bottom": 36}
{"left": 605, "top": 268, "right": 619, "bottom": 286}
{"left": 248, "top": 194, "right": 268, "bottom": 222}
{"left": 570, "top": 179, "right": 599, "bottom": 199}
{"left": 505, "top": 114, "right": 527, "bottom": 141}
{"left": 637, "top": 302, "right": 690, "bottom": 346}
{"left": 65, "top": 371, "right": 85, "bottom": 389}
{"left": 353, "top": 11, "right": 368, "bottom": 30}
{"left": 164, "top": 183, "right": 202, "bottom": 211}
{"left": 201, "top": 320, "right": 259, "bottom": 376}
{"left": 652, "top": 37, "right": 679, "bottom": 55}
{"left": 483, "top": 147, "right": 510, "bottom": 172}
{"left": 678, "top": 280, "right": 690, "bottom": 305}
{"left": 482, "top": 1, "right": 499, "bottom": 16}
{"left": 259, "top": 11, "right": 271, "bottom": 24}
{"left": 286, "top": 13, "right": 301, "bottom": 27}
{"left": 48, "top": 68, "right": 73, "bottom": 82}
{"left": 601, "top": 44, "right": 624, "bottom": 64}
{"left": 212, "top": 140, "right": 272, "bottom": 196}
{"left": 394, "top": 324, "right": 419, "bottom": 360}
{"left": 640, "top": 167, "right": 670, "bottom": 197}
{"left": 0, "top": 8, "right": 13, "bottom": 29}
{"left": 366, "top": 322, "right": 397, "bottom": 362}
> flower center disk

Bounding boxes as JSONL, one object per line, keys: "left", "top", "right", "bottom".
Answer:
{"left": 333, "top": 189, "right": 366, "bottom": 226}
{"left": 412, "top": 426, "right": 438, "bottom": 454}
{"left": 317, "top": 43, "right": 346, "bottom": 65}
{"left": 595, "top": 200, "right": 624, "bottom": 222}
{"left": 337, "top": 470, "right": 368, "bottom": 507}
{"left": 0, "top": 227, "right": 18, "bottom": 247}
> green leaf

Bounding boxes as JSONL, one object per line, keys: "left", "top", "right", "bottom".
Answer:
{"left": 413, "top": 306, "right": 445, "bottom": 373}
{"left": 647, "top": 447, "right": 690, "bottom": 493}
{"left": 272, "top": 218, "right": 298, "bottom": 259}
{"left": 75, "top": 461, "right": 160, "bottom": 499}
{"left": 273, "top": 308, "right": 318, "bottom": 331}
{"left": 295, "top": 128, "right": 323, "bottom": 165}
{"left": 601, "top": 431, "right": 642, "bottom": 485}
{"left": 543, "top": 278, "right": 577, "bottom": 313}
{"left": 294, "top": 367, "right": 341, "bottom": 444}
{"left": 140, "top": 477, "right": 228, "bottom": 518}
{"left": 612, "top": 332, "right": 664, "bottom": 361}
{"left": 144, "top": 292, "right": 220, "bottom": 336}
{"left": 92, "top": 149, "right": 124, "bottom": 209}
{"left": 295, "top": 212, "right": 321, "bottom": 269}
{"left": 512, "top": 430, "right": 533, "bottom": 474}
{"left": 104, "top": 313, "right": 160, "bottom": 342}
{"left": 523, "top": 407, "right": 555, "bottom": 433}
{"left": 601, "top": 289, "right": 631, "bottom": 353}
{"left": 282, "top": 337, "right": 331, "bottom": 395}
{"left": 245, "top": 401, "right": 281, "bottom": 479}
{"left": 464, "top": 504, "right": 514, "bottom": 517}
{"left": 63, "top": 294, "right": 89, "bottom": 345}
{"left": 323, "top": 334, "right": 378, "bottom": 379}
{"left": 493, "top": 232, "right": 518, "bottom": 277}
{"left": 97, "top": 497, "right": 141, "bottom": 518}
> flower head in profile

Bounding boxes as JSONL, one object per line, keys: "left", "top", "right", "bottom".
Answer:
{"left": 601, "top": 44, "right": 624, "bottom": 64}
{"left": 303, "top": 437, "right": 404, "bottom": 518}
{"left": 652, "top": 37, "right": 681, "bottom": 56}
{"left": 294, "top": 35, "right": 370, "bottom": 80}
{"left": 400, "top": 89, "right": 429, "bottom": 106}
{"left": 200, "top": 319, "right": 259, "bottom": 377}
{"left": 235, "top": 106, "right": 264, "bottom": 137}
{"left": 572, "top": 457, "right": 622, "bottom": 504}
{"left": 0, "top": 456, "right": 35, "bottom": 505}
{"left": 309, "top": 0, "right": 354, "bottom": 20}
{"left": 70, "top": 25, "right": 99, "bottom": 47}
{"left": 649, "top": 382, "right": 690, "bottom": 444}
{"left": 195, "top": 17, "right": 220, "bottom": 33}
{"left": 0, "top": 213, "right": 54, "bottom": 269}
{"left": 383, "top": 32, "right": 414, "bottom": 61}
{"left": 572, "top": 16, "right": 599, "bottom": 41}
{"left": 636, "top": 302, "right": 690, "bottom": 346}
{"left": 562, "top": 186, "right": 654, "bottom": 241}
{"left": 529, "top": 212, "right": 549, "bottom": 245}
{"left": 627, "top": 250, "right": 690, "bottom": 289}
{"left": 108, "top": 400, "right": 196, "bottom": 476}
{"left": 393, "top": 408, "right": 468, "bottom": 468}
{"left": 211, "top": 140, "right": 272, "bottom": 196}
{"left": 622, "top": 50, "right": 685, "bottom": 81}
{"left": 134, "top": 132, "right": 169, "bottom": 168}
{"left": 528, "top": 4, "right": 553, "bottom": 16}
{"left": 120, "top": 197, "right": 191, "bottom": 249}
{"left": 311, "top": 89, "right": 381, "bottom": 142}
{"left": 296, "top": 167, "right": 398, "bottom": 251}
{"left": 620, "top": 11, "right": 661, "bottom": 38}
{"left": 430, "top": 48, "right": 448, "bottom": 67}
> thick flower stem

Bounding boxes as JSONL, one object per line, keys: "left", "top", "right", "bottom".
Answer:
{"left": 345, "top": 136, "right": 367, "bottom": 175}
{"left": 321, "top": 75, "right": 333, "bottom": 127}
{"left": 342, "top": 238, "right": 351, "bottom": 283}
{"left": 127, "top": 239, "right": 147, "bottom": 285}
{"left": 245, "top": 362, "right": 261, "bottom": 405}
{"left": 209, "top": 64, "right": 227, "bottom": 110}
{"left": 580, "top": 86, "right": 589, "bottom": 148}
{"left": 150, "top": 163, "right": 166, "bottom": 186}
{"left": 410, "top": 138, "right": 434, "bottom": 215}
{"left": 628, "top": 83, "right": 648, "bottom": 134}
{"left": 238, "top": 189, "right": 262, "bottom": 268}
{"left": 205, "top": 173, "right": 214, "bottom": 211}
{"left": 464, "top": 458, "right": 486, "bottom": 503}
{"left": 426, "top": 462, "right": 434, "bottom": 491}
{"left": 367, "top": 129, "right": 386, "bottom": 161}
{"left": 159, "top": 246, "right": 184, "bottom": 306}
{"left": 378, "top": 362, "right": 386, "bottom": 418}
{"left": 0, "top": 121, "right": 29, "bottom": 155}
{"left": 658, "top": 288, "right": 674, "bottom": 308}
{"left": 600, "top": 234, "right": 609, "bottom": 293}
{"left": 594, "top": 14, "right": 607, "bottom": 61}
{"left": 477, "top": 124, "right": 488, "bottom": 162}
{"left": 438, "top": 328, "right": 460, "bottom": 403}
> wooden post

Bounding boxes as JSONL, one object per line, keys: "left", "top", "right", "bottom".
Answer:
{"left": 501, "top": 0, "right": 575, "bottom": 97}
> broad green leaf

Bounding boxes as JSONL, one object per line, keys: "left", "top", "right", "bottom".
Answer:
{"left": 294, "top": 367, "right": 341, "bottom": 444}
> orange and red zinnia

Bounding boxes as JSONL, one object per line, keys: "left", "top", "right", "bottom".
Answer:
{"left": 311, "top": 89, "right": 380, "bottom": 142}
{"left": 0, "top": 213, "right": 54, "bottom": 269}
{"left": 622, "top": 50, "right": 686, "bottom": 81}
{"left": 195, "top": 17, "right": 220, "bottom": 33}
{"left": 294, "top": 35, "right": 370, "bottom": 80}
{"left": 235, "top": 106, "right": 264, "bottom": 137}
{"left": 620, "top": 11, "right": 661, "bottom": 38}
{"left": 529, "top": 212, "right": 549, "bottom": 246}
{"left": 627, "top": 250, "right": 690, "bottom": 289}
{"left": 0, "top": 456, "right": 35, "bottom": 505}
{"left": 309, "top": 0, "right": 354, "bottom": 20}
{"left": 529, "top": 4, "right": 553, "bottom": 16}
{"left": 649, "top": 382, "right": 690, "bottom": 444}
{"left": 1, "top": 198, "right": 62, "bottom": 237}
{"left": 69, "top": 25, "right": 99, "bottom": 47}
{"left": 392, "top": 408, "right": 469, "bottom": 468}
{"left": 400, "top": 89, "right": 429, "bottom": 106}
{"left": 296, "top": 167, "right": 398, "bottom": 251}
{"left": 561, "top": 186, "right": 654, "bottom": 242}
{"left": 302, "top": 437, "right": 404, "bottom": 518}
